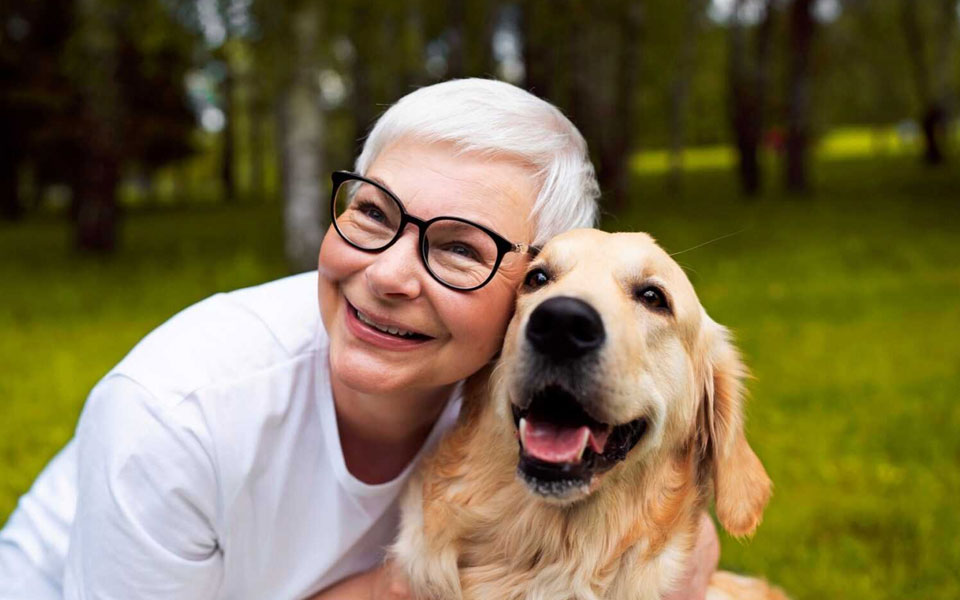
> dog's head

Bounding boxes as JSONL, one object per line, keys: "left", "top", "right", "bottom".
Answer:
{"left": 498, "top": 229, "right": 770, "bottom": 536}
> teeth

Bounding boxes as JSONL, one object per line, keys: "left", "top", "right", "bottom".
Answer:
{"left": 577, "top": 428, "right": 590, "bottom": 461}
{"left": 519, "top": 418, "right": 529, "bottom": 448}
{"left": 356, "top": 309, "right": 418, "bottom": 338}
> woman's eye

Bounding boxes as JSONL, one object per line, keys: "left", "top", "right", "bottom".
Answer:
{"left": 443, "top": 243, "right": 481, "bottom": 262}
{"left": 523, "top": 268, "right": 550, "bottom": 289}
{"left": 356, "top": 201, "right": 387, "bottom": 224}
{"left": 635, "top": 285, "right": 670, "bottom": 311}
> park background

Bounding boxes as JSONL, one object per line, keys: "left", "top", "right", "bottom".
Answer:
{"left": 1, "top": 0, "right": 959, "bottom": 597}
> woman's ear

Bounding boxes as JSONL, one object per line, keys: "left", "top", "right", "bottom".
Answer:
{"left": 696, "top": 317, "right": 772, "bottom": 538}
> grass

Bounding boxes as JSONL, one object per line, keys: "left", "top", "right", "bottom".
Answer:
{"left": 0, "top": 205, "right": 289, "bottom": 519}
{"left": 2, "top": 148, "right": 959, "bottom": 599}
{"left": 631, "top": 125, "right": 935, "bottom": 175}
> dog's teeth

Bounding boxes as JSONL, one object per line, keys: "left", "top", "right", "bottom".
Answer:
{"left": 576, "top": 428, "right": 590, "bottom": 462}
{"left": 519, "top": 418, "right": 529, "bottom": 448}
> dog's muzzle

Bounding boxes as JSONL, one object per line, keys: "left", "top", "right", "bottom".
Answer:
{"left": 511, "top": 297, "right": 647, "bottom": 501}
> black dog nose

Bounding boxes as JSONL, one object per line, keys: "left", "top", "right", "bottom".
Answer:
{"left": 526, "top": 296, "right": 605, "bottom": 360}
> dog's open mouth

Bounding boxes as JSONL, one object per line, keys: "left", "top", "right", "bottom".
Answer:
{"left": 511, "top": 386, "right": 648, "bottom": 498}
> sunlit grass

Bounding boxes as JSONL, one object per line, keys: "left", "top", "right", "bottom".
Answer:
{"left": 0, "top": 206, "right": 290, "bottom": 518}
{"left": 631, "top": 125, "right": 931, "bottom": 175}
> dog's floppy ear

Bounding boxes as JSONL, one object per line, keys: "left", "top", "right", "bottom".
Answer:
{"left": 696, "top": 317, "right": 771, "bottom": 537}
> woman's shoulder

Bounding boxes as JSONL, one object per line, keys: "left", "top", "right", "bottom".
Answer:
{"left": 109, "top": 271, "right": 325, "bottom": 406}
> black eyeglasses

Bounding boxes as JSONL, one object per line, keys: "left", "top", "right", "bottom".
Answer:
{"left": 330, "top": 171, "right": 535, "bottom": 291}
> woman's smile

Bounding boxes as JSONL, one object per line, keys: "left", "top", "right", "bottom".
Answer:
{"left": 344, "top": 297, "right": 436, "bottom": 351}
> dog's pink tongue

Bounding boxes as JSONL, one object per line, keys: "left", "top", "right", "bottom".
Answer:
{"left": 520, "top": 419, "right": 591, "bottom": 463}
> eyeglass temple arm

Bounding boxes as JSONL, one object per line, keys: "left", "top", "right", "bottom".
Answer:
{"left": 513, "top": 243, "right": 540, "bottom": 257}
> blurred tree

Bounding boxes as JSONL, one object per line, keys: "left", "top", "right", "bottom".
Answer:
{"left": 1, "top": 0, "right": 196, "bottom": 247}
{"left": 0, "top": 0, "right": 75, "bottom": 220}
{"left": 523, "top": 0, "right": 645, "bottom": 213}
{"left": 668, "top": 0, "right": 709, "bottom": 191}
{"left": 245, "top": 48, "right": 270, "bottom": 202}
{"left": 601, "top": 0, "right": 644, "bottom": 212}
{"left": 218, "top": 44, "right": 237, "bottom": 201}
{"left": 899, "top": 0, "right": 957, "bottom": 165}
{"left": 824, "top": 1, "right": 911, "bottom": 131}
{"left": 66, "top": 0, "right": 124, "bottom": 251}
{"left": 346, "top": 1, "right": 377, "bottom": 157}
{"left": 68, "top": 0, "right": 197, "bottom": 250}
{"left": 521, "top": 0, "right": 557, "bottom": 100}
{"left": 281, "top": 1, "right": 326, "bottom": 272}
{"left": 446, "top": 0, "right": 466, "bottom": 77}
{"left": 120, "top": 4, "right": 196, "bottom": 178}
{"left": 785, "top": 0, "right": 815, "bottom": 193}
{"left": 728, "top": 0, "right": 775, "bottom": 196}
{"left": 209, "top": 0, "right": 250, "bottom": 202}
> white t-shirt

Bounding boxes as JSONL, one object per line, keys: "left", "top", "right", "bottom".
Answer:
{"left": 0, "top": 272, "right": 462, "bottom": 599}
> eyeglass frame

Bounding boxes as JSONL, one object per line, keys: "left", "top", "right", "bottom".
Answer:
{"left": 329, "top": 170, "right": 537, "bottom": 292}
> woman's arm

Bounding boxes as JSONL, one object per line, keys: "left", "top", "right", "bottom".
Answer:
{"left": 64, "top": 375, "right": 223, "bottom": 597}
{"left": 664, "top": 512, "right": 720, "bottom": 600}
{"left": 309, "top": 560, "right": 411, "bottom": 600}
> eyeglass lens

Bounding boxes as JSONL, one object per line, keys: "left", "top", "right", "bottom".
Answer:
{"left": 333, "top": 179, "right": 501, "bottom": 289}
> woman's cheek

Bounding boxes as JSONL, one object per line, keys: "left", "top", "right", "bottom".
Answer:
{"left": 317, "top": 228, "right": 366, "bottom": 334}
{"left": 460, "top": 286, "right": 518, "bottom": 357}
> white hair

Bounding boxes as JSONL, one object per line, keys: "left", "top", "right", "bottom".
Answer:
{"left": 354, "top": 78, "right": 600, "bottom": 247}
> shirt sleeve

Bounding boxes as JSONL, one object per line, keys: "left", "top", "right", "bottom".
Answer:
{"left": 63, "top": 374, "right": 223, "bottom": 599}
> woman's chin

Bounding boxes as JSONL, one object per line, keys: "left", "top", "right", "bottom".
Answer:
{"left": 329, "top": 353, "right": 418, "bottom": 395}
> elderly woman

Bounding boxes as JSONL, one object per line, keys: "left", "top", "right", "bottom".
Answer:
{"left": 0, "top": 79, "right": 716, "bottom": 599}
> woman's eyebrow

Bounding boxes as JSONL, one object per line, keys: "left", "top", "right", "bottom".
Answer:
{"left": 368, "top": 175, "right": 392, "bottom": 190}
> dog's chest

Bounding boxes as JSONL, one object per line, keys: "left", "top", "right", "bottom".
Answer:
{"left": 453, "top": 528, "right": 678, "bottom": 600}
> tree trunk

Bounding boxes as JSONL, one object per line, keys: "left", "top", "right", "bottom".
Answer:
{"left": 900, "top": 0, "right": 957, "bottom": 165}
{"left": 564, "top": 0, "right": 591, "bottom": 140}
{"left": 220, "top": 53, "right": 237, "bottom": 201}
{"left": 729, "top": 0, "right": 773, "bottom": 196}
{"left": 521, "top": 0, "right": 555, "bottom": 100}
{"left": 480, "top": 1, "right": 500, "bottom": 77}
{"left": 785, "top": 0, "right": 814, "bottom": 194}
{"left": 0, "top": 149, "right": 22, "bottom": 221}
{"left": 447, "top": 0, "right": 465, "bottom": 78}
{"left": 601, "top": 0, "right": 643, "bottom": 213}
{"left": 350, "top": 3, "right": 375, "bottom": 160}
{"left": 282, "top": 3, "right": 325, "bottom": 273}
{"left": 249, "top": 91, "right": 266, "bottom": 203}
{"left": 73, "top": 0, "right": 122, "bottom": 252}
{"left": 75, "top": 154, "right": 119, "bottom": 251}
{"left": 668, "top": 0, "right": 706, "bottom": 191}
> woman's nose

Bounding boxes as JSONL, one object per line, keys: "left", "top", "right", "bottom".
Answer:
{"left": 364, "top": 229, "right": 424, "bottom": 300}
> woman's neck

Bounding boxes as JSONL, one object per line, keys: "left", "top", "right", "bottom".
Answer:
{"left": 331, "top": 374, "right": 454, "bottom": 484}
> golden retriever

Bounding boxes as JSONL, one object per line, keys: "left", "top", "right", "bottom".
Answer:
{"left": 392, "top": 230, "right": 786, "bottom": 600}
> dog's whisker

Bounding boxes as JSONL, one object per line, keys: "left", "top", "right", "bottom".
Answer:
{"left": 677, "top": 261, "right": 699, "bottom": 277}
{"left": 668, "top": 228, "right": 747, "bottom": 257}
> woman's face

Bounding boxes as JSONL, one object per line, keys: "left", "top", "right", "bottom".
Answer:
{"left": 318, "top": 139, "right": 537, "bottom": 397}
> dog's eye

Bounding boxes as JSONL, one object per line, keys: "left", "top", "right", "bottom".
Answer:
{"left": 523, "top": 268, "right": 550, "bottom": 289}
{"left": 635, "top": 285, "right": 670, "bottom": 312}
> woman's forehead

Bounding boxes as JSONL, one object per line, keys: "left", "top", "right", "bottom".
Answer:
{"left": 365, "top": 141, "right": 537, "bottom": 241}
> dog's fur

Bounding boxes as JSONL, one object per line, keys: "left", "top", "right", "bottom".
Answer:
{"left": 392, "top": 230, "right": 784, "bottom": 600}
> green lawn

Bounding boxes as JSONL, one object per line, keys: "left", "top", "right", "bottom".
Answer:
{"left": 2, "top": 153, "right": 959, "bottom": 599}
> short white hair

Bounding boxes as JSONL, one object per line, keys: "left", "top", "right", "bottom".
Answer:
{"left": 355, "top": 78, "right": 600, "bottom": 247}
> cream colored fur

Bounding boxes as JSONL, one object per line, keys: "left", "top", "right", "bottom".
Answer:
{"left": 392, "top": 230, "right": 784, "bottom": 600}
